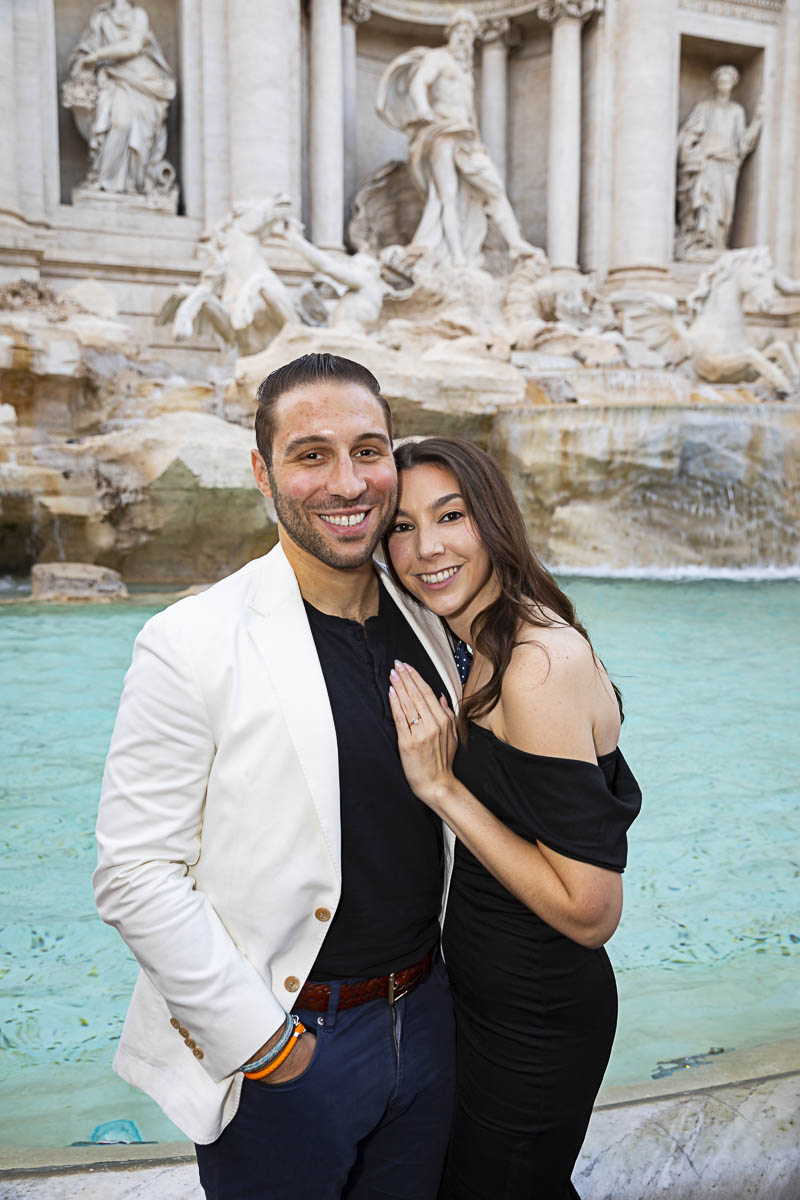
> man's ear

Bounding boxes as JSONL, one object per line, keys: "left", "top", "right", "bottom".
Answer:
{"left": 251, "top": 448, "right": 273, "bottom": 499}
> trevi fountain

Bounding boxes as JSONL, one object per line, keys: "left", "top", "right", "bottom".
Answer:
{"left": 0, "top": 1, "right": 798, "bottom": 1198}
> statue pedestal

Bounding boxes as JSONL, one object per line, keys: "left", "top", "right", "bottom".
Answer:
{"left": 71, "top": 185, "right": 178, "bottom": 216}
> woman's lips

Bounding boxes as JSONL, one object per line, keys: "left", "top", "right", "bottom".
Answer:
{"left": 416, "top": 565, "right": 462, "bottom": 591}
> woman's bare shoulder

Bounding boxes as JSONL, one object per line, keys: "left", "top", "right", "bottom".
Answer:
{"left": 497, "top": 618, "right": 618, "bottom": 759}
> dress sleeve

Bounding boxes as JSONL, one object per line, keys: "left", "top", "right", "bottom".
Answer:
{"left": 498, "top": 749, "right": 642, "bottom": 872}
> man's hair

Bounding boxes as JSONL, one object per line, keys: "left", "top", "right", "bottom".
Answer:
{"left": 254, "top": 353, "right": 392, "bottom": 465}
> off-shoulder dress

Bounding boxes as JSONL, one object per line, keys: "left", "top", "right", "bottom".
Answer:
{"left": 440, "top": 722, "right": 642, "bottom": 1200}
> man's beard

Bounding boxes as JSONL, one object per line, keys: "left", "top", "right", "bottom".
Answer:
{"left": 268, "top": 473, "right": 397, "bottom": 571}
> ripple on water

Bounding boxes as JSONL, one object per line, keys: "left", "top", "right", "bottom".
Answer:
{"left": 0, "top": 582, "right": 798, "bottom": 1140}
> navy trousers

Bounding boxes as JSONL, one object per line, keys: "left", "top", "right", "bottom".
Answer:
{"left": 195, "top": 955, "right": 456, "bottom": 1200}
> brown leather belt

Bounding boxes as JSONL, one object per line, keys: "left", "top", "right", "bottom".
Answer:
{"left": 296, "top": 950, "right": 434, "bottom": 1012}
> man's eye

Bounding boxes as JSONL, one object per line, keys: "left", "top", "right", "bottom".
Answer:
{"left": 302, "top": 452, "right": 323, "bottom": 461}
{"left": 355, "top": 447, "right": 380, "bottom": 457}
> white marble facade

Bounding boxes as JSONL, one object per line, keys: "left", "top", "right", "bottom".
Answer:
{"left": 1, "top": 0, "right": 799, "bottom": 357}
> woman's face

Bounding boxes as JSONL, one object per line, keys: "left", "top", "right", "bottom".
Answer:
{"left": 388, "top": 463, "right": 495, "bottom": 631}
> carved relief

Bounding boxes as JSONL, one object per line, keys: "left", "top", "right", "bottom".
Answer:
{"left": 342, "top": 0, "right": 372, "bottom": 22}
{"left": 678, "top": 0, "right": 782, "bottom": 23}
{"left": 536, "top": 0, "right": 603, "bottom": 22}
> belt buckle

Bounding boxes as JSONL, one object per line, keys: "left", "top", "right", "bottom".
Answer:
{"left": 388, "top": 971, "right": 411, "bottom": 1006}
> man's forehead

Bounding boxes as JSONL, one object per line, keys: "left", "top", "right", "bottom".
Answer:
{"left": 272, "top": 382, "right": 388, "bottom": 442}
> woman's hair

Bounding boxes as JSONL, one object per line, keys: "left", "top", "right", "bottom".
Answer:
{"left": 384, "top": 437, "right": 622, "bottom": 738}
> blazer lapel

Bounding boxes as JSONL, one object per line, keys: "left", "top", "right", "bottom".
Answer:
{"left": 245, "top": 546, "right": 341, "bottom": 880}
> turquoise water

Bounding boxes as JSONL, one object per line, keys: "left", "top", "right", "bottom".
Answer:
{"left": 1, "top": 580, "right": 798, "bottom": 1147}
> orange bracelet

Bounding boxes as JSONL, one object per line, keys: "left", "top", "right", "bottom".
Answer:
{"left": 245, "top": 1021, "right": 307, "bottom": 1080}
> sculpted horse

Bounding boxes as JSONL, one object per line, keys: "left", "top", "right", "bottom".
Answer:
{"left": 611, "top": 247, "right": 800, "bottom": 393}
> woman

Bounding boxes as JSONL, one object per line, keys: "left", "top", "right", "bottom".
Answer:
{"left": 384, "top": 437, "right": 641, "bottom": 1199}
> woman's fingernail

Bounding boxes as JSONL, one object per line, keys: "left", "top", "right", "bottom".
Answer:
{"left": 394, "top": 659, "right": 406, "bottom": 671}
{"left": 389, "top": 684, "right": 396, "bottom": 696}
{"left": 390, "top": 668, "right": 398, "bottom": 680}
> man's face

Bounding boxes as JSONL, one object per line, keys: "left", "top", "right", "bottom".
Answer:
{"left": 252, "top": 382, "right": 397, "bottom": 571}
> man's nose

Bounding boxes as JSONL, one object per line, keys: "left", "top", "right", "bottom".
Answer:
{"left": 327, "top": 455, "right": 367, "bottom": 500}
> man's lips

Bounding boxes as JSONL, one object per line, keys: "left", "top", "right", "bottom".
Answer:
{"left": 415, "top": 565, "right": 462, "bottom": 590}
{"left": 315, "top": 509, "right": 372, "bottom": 534}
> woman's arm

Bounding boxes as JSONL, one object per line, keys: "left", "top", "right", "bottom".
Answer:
{"left": 388, "top": 640, "right": 622, "bottom": 949}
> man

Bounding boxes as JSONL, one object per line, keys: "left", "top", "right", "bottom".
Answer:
{"left": 377, "top": 7, "right": 534, "bottom": 268}
{"left": 94, "top": 354, "right": 460, "bottom": 1199}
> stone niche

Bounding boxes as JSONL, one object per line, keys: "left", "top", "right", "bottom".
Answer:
{"left": 678, "top": 34, "right": 765, "bottom": 251}
{"left": 351, "top": 11, "right": 551, "bottom": 256}
{"left": 54, "top": 0, "right": 182, "bottom": 209}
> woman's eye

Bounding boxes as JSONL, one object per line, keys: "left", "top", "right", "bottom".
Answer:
{"left": 390, "top": 522, "right": 413, "bottom": 535}
{"left": 440, "top": 510, "right": 464, "bottom": 523}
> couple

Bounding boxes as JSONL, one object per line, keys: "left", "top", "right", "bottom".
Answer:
{"left": 94, "top": 352, "right": 641, "bottom": 1199}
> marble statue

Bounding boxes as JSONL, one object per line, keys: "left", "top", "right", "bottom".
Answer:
{"left": 611, "top": 246, "right": 800, "bottom": 392}
{"left": 279, "top": 228, "right": 392, "bottom": 335}
{"left": 503, "top": 252, "right": 629, "bottom": 365}
{"left": 157, "top": 197, "right": 297, "bottom": 356}
{"left": 61, "top": 0, "right": 177, "bottom": 207}
{"left": 675, "top": 65, "right": 764, "bottom": 261}
{"left": 374, "top": 7, "right": 535, "bottom": 269}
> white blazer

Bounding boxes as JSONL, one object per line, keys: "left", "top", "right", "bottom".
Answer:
{"left": 94, "top": 544, "right": 460, "bottom": 1145}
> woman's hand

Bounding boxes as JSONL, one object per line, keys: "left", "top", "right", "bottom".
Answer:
{"left": 389, "top": 661, "right": 458, "bottom": 811}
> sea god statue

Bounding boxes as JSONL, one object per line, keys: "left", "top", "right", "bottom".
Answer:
{"left": 675, "top": 65, "right": 763, "bottom": 260}
{"left": 62, "top": 0, "right": 177, "bottom": 209}
{"left": 376, "top": 7, "right": 534, "bottom": 269}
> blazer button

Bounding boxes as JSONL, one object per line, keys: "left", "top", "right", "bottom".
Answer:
{"left": 285, "top": 976, "right": 300, "bottom": 992}
{"left": 178, "top": 1026, "right": 189, "bottom": 1039}
{"left": 170, "top": 1017, "right": 180, "bottom": 1029}
{"left": 193, "top": 1047, "right": 204, "bottom": 1060}
{"left": 314, "top": 908, "right": 331, "bottom": 922}
{"left": 185, "top": 1038, "right": 196, "bottom": 1049}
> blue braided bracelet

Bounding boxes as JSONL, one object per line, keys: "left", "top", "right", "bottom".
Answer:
{"left": 240, "top": 1012, "right": 296, "bottom": 1073}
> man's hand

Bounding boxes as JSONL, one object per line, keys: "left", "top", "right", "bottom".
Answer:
{"left": 257, "top": 1029, "right": 316, "bottom": 1085}
{"left": 245, "top": 1023, "right": 317, "bottom": 1086}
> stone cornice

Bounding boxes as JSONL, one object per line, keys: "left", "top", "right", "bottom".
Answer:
{"left": 370, "top": 1, "right": 544, "bottom": 25}
{"left": 678, "top": 0, "right": 783, "bottom": 21}
{"left": 536, "top": 0, "right": 602, "bottom": 22}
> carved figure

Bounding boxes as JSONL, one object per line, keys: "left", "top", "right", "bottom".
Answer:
{"left": 157, "top": 197, "right": 297, "bottom": 356}
{"left": 280, "top": 228, "right": 395, "bottom": 335}
{"left": 375, "top": 7, "right": 535, "bottom": 268}
{"left": 62, "top": 0, "right": 177, "bottom": 202}
{"left": 611, "top": 246, "right": 800, "bottom": 392}
{"left": 504, "top": 254, "right": 628, "bottom": 365}
{"left": 676, "top": 66, "right": 763, "bottom": 260}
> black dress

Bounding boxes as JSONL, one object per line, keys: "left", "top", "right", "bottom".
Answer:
{"left": 440, "top": 723, "right": 642, "bottom": 1200}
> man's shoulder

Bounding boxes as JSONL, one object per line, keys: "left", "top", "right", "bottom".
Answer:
{"left": 140, "top": 550, "right": 276, "bottom": 645}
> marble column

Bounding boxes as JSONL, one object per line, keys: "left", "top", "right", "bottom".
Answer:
{"left": 537, "top": 1, "right": 602, "bottom": 270}
{"left": 227, "top": 0, "right": 301, "bottom": 206}
{"left": 342, "top": 1, "right": 371, "bottom": 224}
{"left": 0, "top": 1, "right": 19, "bottom": 216}
{"left": 310, "top": 0, "right": 345, "bottom": 248}
{"left": 480, "top": 19, "right": 510, "bottom": 185}
{"left": 199, "top": 0, "right": 229, "bottom": 224}
{"left": 608, "top": 0, "right": 677, "bottom": 283}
